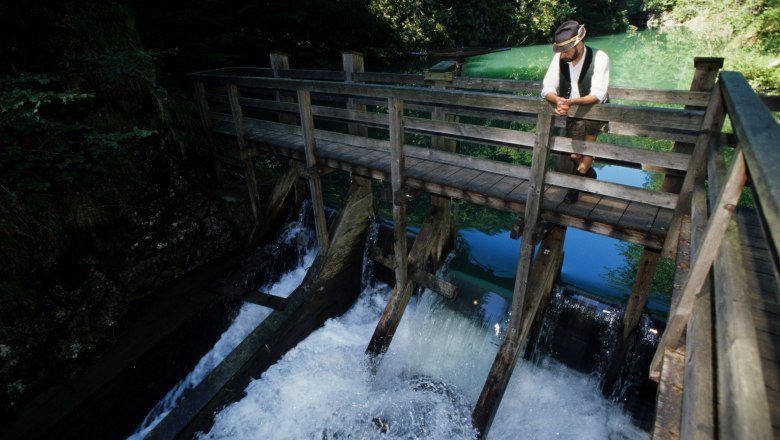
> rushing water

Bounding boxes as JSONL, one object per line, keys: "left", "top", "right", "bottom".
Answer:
{"left": 128, "top": 208, "right": 319, "bottom": 439}
{"left": 199, "top": 280, "right": 648, "bottom": 440}
{"left": 128, "top": 211, "right": 656, "bottom": 439}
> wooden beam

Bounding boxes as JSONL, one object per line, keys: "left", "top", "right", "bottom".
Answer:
{"left": 681, "top": 181, "right": 715, "bottom": 440}
{"left": 226, "top": 84, "right": 261, "bottom": 225}
{"left": 194, "top": 81, "right": 224, "bottom": 181}
{"left": 720, "top": 70, "right": 780, "bottom": 259}
{"left": 146, "top": 175, "right": 374, "bottom": 440}
{"left": 650, "top": 148, "right": 747, "bottom": 380}
{"left": 652, "top": 348, "right": 685, "bottom": 439}
{"left": 707, "top": 135, "right": 774, "bottom": 439}
{"left": 342, "top": 51, "right": 368, "bottom": 138}
{"left": 602, "top": 246, "right": 661, "bottom": 397}
{"left": 212, "top": 284, "right": 288, "bottom": 310}
{"left": 657, "top": 58, "right": 723, "bottom": 255}
{"left": 297, "top": 89, "right": 330, "bottom": 254}
{"left": 660, "top": 85, "right": 726, "bottom": 258}
{"left": 269, "top": 52, "right": 298, "bottom": 126}
{"left": 388, "top": 96, "right": 408, "bottom": 290}
{"left": 471, "top": 113, "right": 556, "bottom": 438}
{"left": 366, "top": 208, "right": 446, "bottom": 357}
{"left": 369, "top": 246, "right": 458, "bottom": 299}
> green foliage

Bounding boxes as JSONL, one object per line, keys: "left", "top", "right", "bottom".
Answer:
{"left": 607, "top": 242, "right": 675, "bottom": 299}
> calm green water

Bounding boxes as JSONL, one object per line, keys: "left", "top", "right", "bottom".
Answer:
{"left": 464, "top": 29, "right": 707, "bottom": 90}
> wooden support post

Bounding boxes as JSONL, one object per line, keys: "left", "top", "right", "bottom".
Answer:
{"left": 473, "top": 225, "right": 565, "bottom": 438}
{"left": 194, "top": 81, "right": 224, "bottom": 181}
{"left": 680, "top": 180, "right": 715, "bottom": 440}
{"left": 428, "top": 82, "right": 456, "bottom": 267}
{"left": 388, "top": 96, "right": 408, "bottom": 290}
{"left": 226, "top": 84, "right": 261, "bottom": 225}
{"left": 297, "top": 89, "right": 330, "bottom": 254}
{"left": 369, "top": 246, "right": 458, "bottom": 299}
{"left": 247, "top": 160, "right": 306, "bottom": 247}
{"left": 601, "top": 247, "right": 660, "bottom": 397}
{"left": 652, "top": 348, "right": 685, "bottom": 439}
{"left": 650, "top": 148, "right": 747, "bottom": 380}
{"left": 660, "top": 58, "right": 724, "bottom": 192}
{"left": 472, "top": 113, "right": 556, "bottom": 438}
{"left": 365, "top": 97, "right": 413, "bottom": 358}
{"left": 270, "top": 52, "right": 297, "bottom": 125}
{"left": 660, "top": 60, "right": 725, "bottom": 258}
{"left": 366, "top": 208, "right": 447, "bottom": 357}
{"left": 342, "top": 51, "right": 368, "bottom": 137}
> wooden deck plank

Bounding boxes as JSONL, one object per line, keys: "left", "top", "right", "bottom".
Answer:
{"left": 441, "top": 168, "right": 487, "bottom": 201}
{"left": 488, "top": 175, "right": 526, "bottom": 200}
{"left": 466, "top": 171, "right": 505, "bottom": 195}
{"left": 224, "top": 125, "right": 670, "bottom": 248}
{"left": 618, "top": 201, "right": 659, "bottom": 231}
{"left": 590, "top": 196, "right": 629, "bottom": 226}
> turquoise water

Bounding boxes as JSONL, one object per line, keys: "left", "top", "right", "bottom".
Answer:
{"left": 464, "top": 29, "right": 705, "bottom": 90}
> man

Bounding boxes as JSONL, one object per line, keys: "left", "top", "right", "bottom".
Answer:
{"left": 541, "top": 20, "right": 610, "bottom": 203}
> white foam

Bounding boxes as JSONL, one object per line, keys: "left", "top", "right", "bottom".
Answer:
{"left": 127, "top": 230, "right": 317, "bottom": 439}
{"left": 201, "top": 286, "right": 648, "bottom": 440}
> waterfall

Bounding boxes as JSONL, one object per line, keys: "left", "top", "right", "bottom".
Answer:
{"left": 126, "top": 202, "right": 318, "bottom": 440}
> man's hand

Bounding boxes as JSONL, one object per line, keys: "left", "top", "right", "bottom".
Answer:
{"left": 555, "top": 97, "right": 570, "bottom": 116}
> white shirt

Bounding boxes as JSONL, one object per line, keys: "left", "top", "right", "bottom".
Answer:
{"left": 541, "top": 47, "right": 610, "bottom": 103}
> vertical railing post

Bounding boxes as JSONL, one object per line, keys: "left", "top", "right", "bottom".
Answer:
{"left": 364, "top": 96, "right": 410, "bottom": 359}
{"left": 388, "top": 96, "right": 408, "bottom": 290}
{"left": 194, "top": 81, "right": 224, "bottom": 181}
{"left": 297, "top": 89, "right": 330, "bottom": 254}
{"left": 472, "top": 112, "right": 555, "bottom": 438}
{"left": 342, "top": 51, "right": 368, "bottom": 137}
{"left": 226, "top": 84, "right": 261, "bottom": 225}
{"left": 270, "top": 51, "right": 297, "bottom": 125}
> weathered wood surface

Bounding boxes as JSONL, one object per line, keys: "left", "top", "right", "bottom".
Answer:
{"left": 471, "top": 114, "right": 556, "bottom": 438}
{"left": 681, "top": 183, "right": 715, "bottom": 440}
{"left": 213, "top": 284, "right": 288, "bottom": 310}
{"left": 226, "top": 84, "right": 261, "bottom": 224}
{"left": 297, "top": 89, "right": 330, "bottom": 254}
{"left": 211, "top": 120, "right": 673, "bottom": 250}
{"left": 650, "top": 148, "right": 747, "bottom": 380}
{"left": 146, "top": 176, "right": 374, "bottom": 440}
{"left": 660, "top": 84, "right": 726, "bottom": 258}
{"left": 653, "top": 348, "right": 685, "bottom": 440}
{"left": 720, "top": 71, "right": 780, "bottom": 258}
{"left": 714, "top": 208, "right": 774, "bottom": 440}
{"left": 369, "top": 246, "right": 458, "bottom": 299}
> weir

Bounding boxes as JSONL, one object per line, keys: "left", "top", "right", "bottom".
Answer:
{"left": 12, "top": 50, "right": 776, "bottom": 439}
{"left": 182, "top": 51, "right": 780, "bottom": 439}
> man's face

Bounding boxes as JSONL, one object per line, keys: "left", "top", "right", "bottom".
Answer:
{"left": 560, "top": 42, "right": 582, "bottom": 63}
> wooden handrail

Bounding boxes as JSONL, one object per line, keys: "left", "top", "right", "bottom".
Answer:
{"left": 720, "top": 71, "right": 780, "bottom": 256}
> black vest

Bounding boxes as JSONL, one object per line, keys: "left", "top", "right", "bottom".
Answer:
{"left": 559, "top": 46, "right": 607, "bottom": 101}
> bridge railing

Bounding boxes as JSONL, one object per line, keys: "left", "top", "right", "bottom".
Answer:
{"left": 649, "top": 70, "right": 780, "bottom": 438}
{"left": 190, "top": 59, "right": 710, "bottom": 223}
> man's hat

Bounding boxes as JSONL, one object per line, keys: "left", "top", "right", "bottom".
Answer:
{"left": 553, "top": 20, "right": 586, "bottom": 53}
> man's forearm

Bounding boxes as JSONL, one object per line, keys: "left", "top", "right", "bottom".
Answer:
{"left": 567, "top": 95, "right": 600, "bottom": 105}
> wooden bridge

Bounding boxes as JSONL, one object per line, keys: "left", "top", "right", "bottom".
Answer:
{"left": 187, "top": 52, "right": 780, "bottom": 439}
